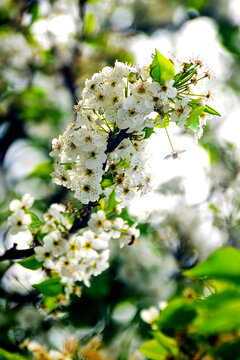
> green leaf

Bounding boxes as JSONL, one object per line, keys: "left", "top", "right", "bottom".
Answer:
{"left": 195, "top": 290, "right": 240, "bottom": 334}
{"left": 144, "top": 127, "right": 154, "bottom": 139}
{"left": 83, "top": 12, "right": 96, "bottom": 36}
{"left": 187, "top": 105, "right": 205, "bottom": 127}
{"left": 118, "top": 158, "right": 131, "bottom": 169}
{"left": 101, "top": 174, "right": 114, "bottom": 189}
{"left": 105, "top": 189, "right": 121, "bottom": 214}
{"left": 0, "top": 348, "right": 27, "bottom": 360}
{"left": 153, "top": 331, "right": 178, "bottom": 356}
{"left": 29, "top": 1, "right": 40, "bottom": 23}
{"left": 158, "top": 298, "right": 197, "bottom": 331}
{"left": 18, "top": 255, "right": 43, "bottom": 270}
{"left": 183, "top": 247, "right": 240, "bottom": 283}
{"left": 26, "top": 211, "right": 41, "bottom": 230}
{"left": 156, "top": 116, "right": 169, "bottom": 128}
{"left": 29, "top": 161, "right": 52, "bottom": 180}
{"left": 204, "top": 105, "right": 221, "bottom": 117}
{"left": 140, "top": 339, "right": 169, "bottom": 360}
{"left": 87, "top": 0, "right": 100, "bottom": 4}
{"left": 43, "top": 295, "right": 59, "bottom": 312}
{"left": 98, "top": 198, "right": 105, "bottom": 210}
{"left": 188, "top": 118, "right": 200, "bottom": 132}
{"left": 119, "top": 208, "right": 136, "bottom": 226}
{"left": 32, "top": 277, "right": 64, "bottom": 297}
{"left": 150, "top": 49, "right": 175, "bottom": 83}
{"left": 209, "top": 203, "right": 219, "bottom": 213}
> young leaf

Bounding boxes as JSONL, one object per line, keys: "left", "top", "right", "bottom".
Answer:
{"left": 43, "top": 295, "right": 60, "bottom": 312}
{"left": 101, "top": 174, "right": 114, "bottom": 189}
{"left": 158, "top": 298, "right": 197, "bottom": 331}
{"left": 156, "top": 116, "right": 169, "bottom": 128}
{"left": 195, "top": 290, "right": 240, "bottom": 334}
{"left": 189, "top": 118, "right": 200, "bottom": 132}
{"left": 150, "top": 49, "right": 175, "bottom": 83}
{"left": 29, "top": 161, "right": 52, "bottom": 180}
{"left": 120, "top": 208, "right": 136, "bottom": 226}
{"left": 140, "top": 339, "right": 169, "bottom": 360}
{"left": 0, "top": 348, "right": 27, "bottom": 360}
{"left": 187, "top": 105, "right": 205, "bottom": 127}
{"left": 105, "top": 189, "right": 121, "bottom": 214}
{"left": 83, "top": 12, "right": 96, "bottom": 36}
{"left": 153, "top": 331, "right": 178, "bottom": 356}
{"left": 18, "top": 255, "right": 43, "bottom": 270}
{"left": 183, "top": 247, "right": 240, "bottom": 283}
{"left": 204, "top": 105, "right": 221, "bottom": 117}
{"left": 32, "top": 277, "right": 64, "bottom": 297}
{"left": 26, "top": 211, "right": 41, "bottom": 230}
{"left": 29, "top": 1, "right": 40, "bottom": 24}
{"left": 144, "top": 127, "right": 154, "bottom": 139}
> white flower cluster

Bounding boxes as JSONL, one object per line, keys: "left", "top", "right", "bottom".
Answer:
{"left": 8, "top": 194, "right": 34, "bottom": 234}
{"left": 7, "top": 195, "right": 139, "bottom": 297}
{"left": 34, "top": 209, "right": 139, "bottom": 289}
{"left": 49, "top": 61, "right": 180, "bottom": 206}
{"left": 35, "top": 228, "right": 110, "bottom": 289}
{"left": 88, "top": 210, "right": 140, "bottom": 248}
{"left": 50, "top": 57, "right": 215, "bottom": 205}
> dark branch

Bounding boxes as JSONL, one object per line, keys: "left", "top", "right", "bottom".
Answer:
{"left": 106, "top": 128, "right": 128, "bottom": 153}
{"left": 103, "top": 128, "right": 128, "bottom": 171}
{"left": 69, "top": 201, "right": 99, "bottom": 234}
{"left": 0, "top": 243, "right": 35, "bottom": 262}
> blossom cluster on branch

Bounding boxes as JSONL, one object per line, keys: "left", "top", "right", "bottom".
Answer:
{"left": 1, "top": 50, "right": 220, "bottom": 310}
{"left": 50, "top": 52, "right": 218, "bottom": 206}
{"left": 5, "top": 192, "right": 139, "bottom": 304}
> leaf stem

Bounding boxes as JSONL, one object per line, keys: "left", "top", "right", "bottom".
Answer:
{"left": 165, "top": 127, "right": 174, "bottom": 152}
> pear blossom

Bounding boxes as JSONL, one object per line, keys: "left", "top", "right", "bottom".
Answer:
{"left": 9, "top": 193, "right": 34, "bottom": 212}
{"left": 88, "top": 210, "right": 109, "bottom": 234}
{"left": 171, "top": 96, "right": 191, "bottom": 128}
{"left": 140, "top": 306, "right": 159, "bottom": 324}
{"left": 8, "top": 210, "right": 32, "bottom": 235}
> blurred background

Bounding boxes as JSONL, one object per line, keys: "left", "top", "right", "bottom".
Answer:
{"left": 0, "top": 0, "right": 240, "bottom": 358}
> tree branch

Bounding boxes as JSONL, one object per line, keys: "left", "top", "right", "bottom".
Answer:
{"left": 69, "top": 201, "right": 99, "bottom": 234}
{"left": 0, "top": 243, "right": 35, "bottom": 262}
{"left": 106, "top": 128, "right": 128, "bottom": 153}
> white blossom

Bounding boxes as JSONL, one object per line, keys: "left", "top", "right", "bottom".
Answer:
{"left": 171, "top": 96, "right": 191, "bottom": 128}
{"left": 43, "top": 230, "right": 67, "bottom": 257}
{"left": 140, "top": 306, "right": 159, "bottom": 324}
{"left": 88, "top": 210, "right": 108, "bottom": 234}
{"left": 9, "top": 193, "right": 34, "bottom": 212}
{"left": 8, "top": 210, "right": 32, "bottom": 234}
